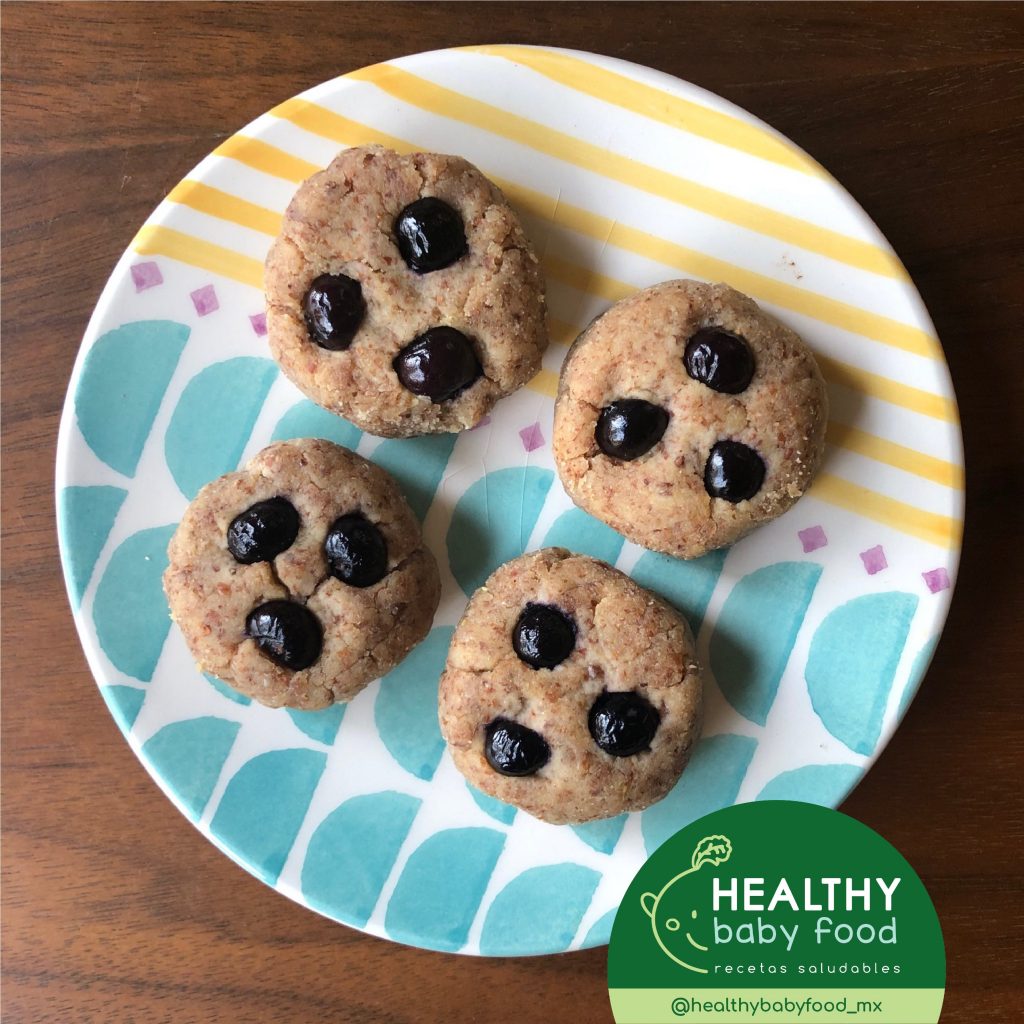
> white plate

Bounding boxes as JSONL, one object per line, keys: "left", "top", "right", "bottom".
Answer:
{"left": 56, "top": 45, "right": 963, "bottom": 956}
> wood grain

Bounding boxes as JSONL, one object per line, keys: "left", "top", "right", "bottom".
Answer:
{"left": 3, "top": 3, "right": 1022, "bottom": 1021}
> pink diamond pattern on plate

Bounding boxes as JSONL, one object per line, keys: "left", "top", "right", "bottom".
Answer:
{"left": 130, "top": 262, "right": 163, "bottom": 291}
{"left": 190, "top": 284, "right": 219, "bottom": 316}
{"left": 922, "top": 568, "right": 950, "bottom": 593}
{"left": 519, "top": 422, "right": 545, "bottom": 452}
{"left": 859, "top": 545, "right": 888, "bottom": 575}
{"left": 249, "top": 312, "right": 267, "bottom": 336}
{"left": 798, "top": 525, "right": 828, "bottom": 553}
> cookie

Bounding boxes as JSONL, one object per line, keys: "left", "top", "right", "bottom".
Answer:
{"left": 552, "top": 280, "right": 828, "bottom": 559}
{"left": 438, "top": 548, "right": 703, "bottom": 824}
{"left": 163, "top": 439, "right": 440, "bottom": 709}
{"left": 264, "top": 144, "right": 548, "bottom": 438}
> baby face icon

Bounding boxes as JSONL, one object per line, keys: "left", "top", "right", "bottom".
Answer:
{"left": 640, "top": 834, "right": 732, "bottom": 974}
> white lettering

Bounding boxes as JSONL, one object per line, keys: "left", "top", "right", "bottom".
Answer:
{"left": 713, "top": 876, "right": 738, "bottom": 911}
{"left": 876, "top": 877, "right": 901, "bottom": 911}
{"left": 821, "top": 878, "right": 841, "bottom": 911}
{"left": 745, "top": 877, "right": 765, "bottom": 911}
{"left": 846, "top": 877, "right": 871, "bottom": 911}
{"left": 768, "top": 878, "right": 800, "bottom": 912}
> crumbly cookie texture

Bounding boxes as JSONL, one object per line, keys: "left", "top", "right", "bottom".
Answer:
{"left": 438, "top": 548, "right": 703, "bottom": 824}
{"left": 553, "top": 280, "right": 829, "bottom": 559}
{"left": 265, "top": 144, "right": 547, "bottom": 437}
{"left": 163, "top": 439, "right": 440, "bottom": 709}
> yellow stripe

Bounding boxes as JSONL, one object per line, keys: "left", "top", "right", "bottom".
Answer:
{"left": 515, "top": 192, "right": 939, "bottom": 359}
{"left": 548, "top": 317, "right": 582, "bottom": 346}
{"left": 166, "top": 181, "right": 282, "bottom": 236}
{"left": 270, "top": 97, "right": 415, "bottom": 155}
{"left": 468, "top": 45, "right": 822, "bottom": 177}
{"left": 258, "top": 102, "right": 938, "bottom": 358}
{"left": 213, "top": 135, "right": 319, "bottom": 181}
{"left": 825, "top": 422, "right": 963, "bottom": 489}
{"left": 816, "top": 355, "right": 956, "bottom": 422}
{"left": 133, "top": 225, "right": 264, "bottom": 289}
{"left": 529, "top": 368, "right": 559, "bottom": 399}
{"left": 811, "top": 474, "right": 960, "bottom": 548}
{"left": 128, "top": 220, "right": 960, "bottom": 545}
{"left": 347, "top": 62, "right": 902, "bottom": 279}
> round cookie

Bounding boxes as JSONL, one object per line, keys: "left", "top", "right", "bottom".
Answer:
{"left": 438, "top": 548, "right": 703, "bottom": 824}
{"left": 553, "top": 280, "right": 828, "bottom": 559}
{"left": 163, "top": 439, "right": 440, "bottom": 709}
{"left": 265, "top": 144, "right": 548, "bottom": 437}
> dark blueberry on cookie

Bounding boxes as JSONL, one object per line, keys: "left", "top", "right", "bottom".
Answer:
{"left": 485, "top": 718, "right": 551, "bottom": 776}
{"left": 227, "top": 497, "right": 300, "bottom": 564}
{"left": 704, "top": 440, "right": 765, "bottom": 502}
{"left": 246, "top": 600, "right": 322, "bottom": 670}
{"left": 303, "top": 273, "right": 366, "bottom": 350}
{"left": 684, "top": 328, "right": 755, "bottom": 394}
{"left": 589, "top": 691, "right": 661, "bottom": 757}
{"left": 394, "top": 197, "right": 467, "bottom": 273}
{"left": 512, "top": 603, "right": 576, "bottom": 669}
{"left": 324, "top": 513, "right": 388, "bottom": 588}
{"left": 596, "top": 399, "right": 669, "bottom": 461}
{"left": 394, "top": 327, "right": 482, "bottom": 403}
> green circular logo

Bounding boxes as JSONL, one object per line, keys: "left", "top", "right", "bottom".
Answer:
{"left": 609, "top": 802, "right": 944, "bottom": 1023}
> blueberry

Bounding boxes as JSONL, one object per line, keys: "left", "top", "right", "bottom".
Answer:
{"left": 393, "top": 327, "right": 481, "bottom": 403}
{"left": 512, "top": 603, "right": 576, "bottom": 670}
{"left": 484, "top": 718, "right": 551, "bottom": 776}
{"left": 226, "top": 497, "right": 300, "bottom": 564}
{"left": 704, "top": 440, "right": 766, "bottom": 502}
{"left": 588, "top": 691, "right": 661, "bottom": 757}
{"left": 684, "top": 328, "right": 755, "bottom": 394}
{"left": 303, "top": 273, "right": 366, "bottom": 350}
{"left": 324, "top": 513, "right": 388, "bottom": 588}
{"left": 394, "top": 197, "right": 467, "bottom": 273}
{"left": 245, "top": 600, "right": 322, "bottom": 670}
{"left": 596, "top": 399, "right": 669, "bottom": 461}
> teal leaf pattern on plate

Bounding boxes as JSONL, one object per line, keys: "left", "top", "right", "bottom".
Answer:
{"left": 92, "top": 524, "right": 177, "bottom": 682}
{"left": 203, "top": 672, "right": 251, "bottom": 706}
{"left": 632, "top": 548, "right": 728, "bottom": 636}
{"left": 286, "top": 705, "right": 346, "bottom": 746}
{"left": 301, "top": 791, "right": 421, "bottom": 928}
{"left": 375, "top": 627, "right": 453, "bottom": 781}
{"left": 806, "top": 592, "right": 919, "bottom": 755}
{"left": 165, "top": 357, "right": 278, "bottom": 499}
{"left": 572, "top": 815, "right": 628, "bottom": 855}
{"left": 74, "top": 320, "right": 189, "bottom": 476}
{"left": 210, "top": 748, "right": 326, "bottom": 884}
{"left": 710, "top": 562, "right": 823, "bottom": 725}
{"left": 271, "top": 399, "right": 362, "bottom": 450}
{"left": 101, "top": 685, "right": 146, "bottom": 730}
{"left": 756, "top": 763, "right": 862, "bottom": 805}
{"left": 58, "top": 485, "right": 127, "bottom": 607}
{"left": 371, "top": 434, "right": 458, "bottom": 523}
{"left": 583, "top": 907, "right": 618, "bottom": 948}
{"left": 385, "top": 827, "right": 505, "bottom": 951}
{"left": 447, "top": 467, "right": 554, "bottom": 596}
{"left": 542, "top": 507, "right": 624, "bottom": 564}
{"left": 479, "top": 863, "right": 601, "bottom": 955}
{"left": 900, "top": 636, "right": 938, "bottom": 719}
{"left": 467, "top": 783, "right": 518, "bottom": 825}
{"left": 642, "top": 734, "right": 757, "bottom": 855}
{"left": 141, "top": 717, "right": 240, "bottom": 820}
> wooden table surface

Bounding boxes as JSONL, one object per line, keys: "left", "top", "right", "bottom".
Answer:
{"left": 3, "top": 3, "right": 1022, "bottom": 1021}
